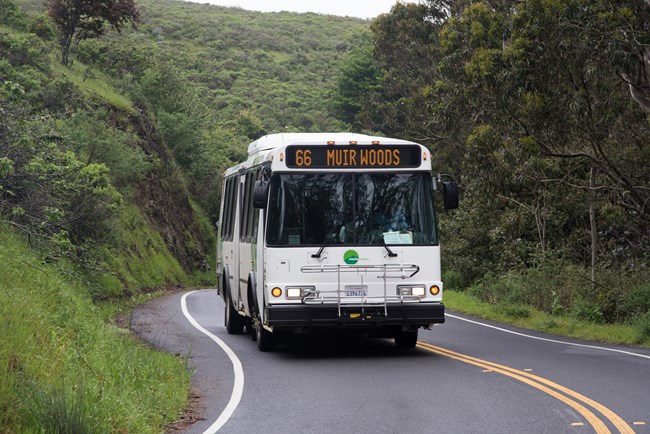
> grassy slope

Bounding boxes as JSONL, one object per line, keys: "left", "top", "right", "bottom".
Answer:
{"left": 1, "top": 9, "right": 216, "bottom": 431}
{"left": 445, "top": 291, "right": 650, "bottom": 348}
{"left": 0, "top": 226, "right": 190, "bottom": 433}
{"left": 2, "top": 3, "right": 361, "bottom": 430}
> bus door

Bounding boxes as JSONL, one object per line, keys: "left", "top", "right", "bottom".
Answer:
{"left": 220, "top": 175, "right": 239, "bottom": 303}
{"left": 238, "top": 170, "right": 257, "bottom": 315}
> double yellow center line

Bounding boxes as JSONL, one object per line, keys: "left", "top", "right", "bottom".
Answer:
{"left": 416, "top": 341, "right": 635, "bottom": 434}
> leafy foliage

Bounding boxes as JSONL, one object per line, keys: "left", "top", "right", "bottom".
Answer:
{"left": 0, "top": 1, "right": 373, "bottom": 432}
{"left": 1, "top": 137, "right": 123, "bottom": 249}
{"left": 1, "top": 0, "right": 27, "bottom": 27}
{"left": 334, "top": 30, "right": 380, "bottom": 125}
{"left": 63, "top": 0, "right": 367, "bottom": 218}
{"left": 350, "top": 0, "right": 650, "bottom": 324}
{"left": 46, "top": 0, "right": 140, "bottom": 65}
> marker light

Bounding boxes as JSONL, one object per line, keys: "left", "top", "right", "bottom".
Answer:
{"left": 285, "top": 286, "right": 315, "bottom": 300}
{"left": 349, "top": 141, "right": 358, "bottom": 145}
{"left": 327, "top": 141, "right": 335, "bottom": 145}
{"left": 286, "top": 288, "right": 302, "bottom": 299}
{"left": 372, "top": 140, "right": 380, "bottom": 144}
{"left": 272, "top": 287, "right": 282, "bottom": 298}
{"left": 280, "top": 153, "right": 284, "bottom": 161}
{"left": 412, "top": 287, "right": 426, "bottom": 297}
{"left": 430, "top": 285, "right": 441, "bottom": 296}
{"left": 398, "top": 285, "right": 426, "bottom": 297}
{"left": 423, "top": 152, "right": 428, "bottom": 161}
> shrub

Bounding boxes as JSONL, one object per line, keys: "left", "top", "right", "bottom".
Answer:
{"left": 443, "top": 270, "right": 464, "bottom": 291}
{"left": 570, "top": 297, "right": 605, "bottom": 324}
{"left": 620, "top": 282, "right": 650, "bottom": 318}
{"left": 1, "top": 135, "right": 122, "bottom": 253}
{"left": 0, "top": 32, "right": 49, "bottom": 70}
{"left": 635, "top": 312, "right": 650, "bottom": 344}
{"left": 28, "top": 14, "right": 56, "bottom": 41}
{"left": 0, "top": 0, "right": 26, "bottom": 28}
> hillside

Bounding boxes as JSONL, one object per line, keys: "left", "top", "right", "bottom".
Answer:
{"left": 1, "top": 0, "right": 367, "bottom": 431}
{"left": 70, "top": 0, "right": 369, "bottom": 217}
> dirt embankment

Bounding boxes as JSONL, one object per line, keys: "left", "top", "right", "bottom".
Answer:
{"left": 130, "top": 110, "right": 211, "bottom": 273}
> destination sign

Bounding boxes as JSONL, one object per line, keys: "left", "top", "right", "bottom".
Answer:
{"left": 285, "top": 145, "right": 422, "bottom": 169}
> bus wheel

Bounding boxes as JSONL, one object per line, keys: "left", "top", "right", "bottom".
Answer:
{"left": 255, "top": 321, "right": 277, "bottom": 352}
{"left": 225, "top": 290, "right": 245, "bottom": 334}
{"left": 395, "top": 330, "right": 418, "bottom": 348}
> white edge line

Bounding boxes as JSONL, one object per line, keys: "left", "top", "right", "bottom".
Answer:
{"left": 446, "top": 313, "right": 650, "bottom": 360}
{"left": 181, "top": 290, "right": 244, "bottom": 433}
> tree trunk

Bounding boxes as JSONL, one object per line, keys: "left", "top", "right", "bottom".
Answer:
{"left": 60, "top": 33, "right": 72, "bottom": 65}
{"left": 589, "top": 168, "right": 598, "bottom": 292}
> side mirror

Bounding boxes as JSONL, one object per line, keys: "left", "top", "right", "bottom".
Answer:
{"left": 253, "top": 180, "right": 269, "bottom": 209}
{"left": 442, "top": 181, "right": 459, "bottom": 210}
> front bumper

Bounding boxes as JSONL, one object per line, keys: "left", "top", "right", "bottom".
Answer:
{"left": 267, "top": 302, "right": 444, "bottom": 330}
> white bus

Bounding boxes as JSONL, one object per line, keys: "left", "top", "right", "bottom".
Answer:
{"left": 216, "top": 133, "right": 458, "bottom": 351}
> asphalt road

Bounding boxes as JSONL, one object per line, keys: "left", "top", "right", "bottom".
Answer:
{"left": 131, "top": 289, "right": 650, "bottom": 434}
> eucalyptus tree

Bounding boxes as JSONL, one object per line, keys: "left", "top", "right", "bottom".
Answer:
{"left": 355, "top": 0, "right": 650, "bottom": 284}
{"left": 334, "top": 31, "right": 380, "bottom": 126}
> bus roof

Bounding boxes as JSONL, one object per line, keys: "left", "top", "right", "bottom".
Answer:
{"left": 247, "top": 133, "right": 418, "bottom": 157}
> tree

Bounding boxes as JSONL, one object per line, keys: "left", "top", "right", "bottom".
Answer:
{"left": 334, "top": 31, "right": 380, "bottom": 126}
{"left": 47, "top": 0, "right": 140, "bottom": 65}
{"left": 360, "top": 0, "right": 650, "bottom": 289}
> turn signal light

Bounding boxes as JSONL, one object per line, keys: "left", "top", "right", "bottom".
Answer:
{"left": 430, "top": 285, "right": 441, "bottom": 296}
{"left": 272, "top": 287, "right": 282, "bottom": 298}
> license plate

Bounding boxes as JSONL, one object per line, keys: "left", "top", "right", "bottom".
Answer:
{"left": 345, "top": 285, "right": 367, "bottom": 297}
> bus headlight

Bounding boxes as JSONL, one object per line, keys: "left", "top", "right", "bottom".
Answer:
{"left": 398, "top": 285, "right": 426, "bottom": 297}
{"left": 285, "top": 286, "right": 315, "bottom": 300}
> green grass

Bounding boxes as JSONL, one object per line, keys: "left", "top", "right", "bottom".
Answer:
{"left": 444, "top": 290, "right": 649, "bottom": 347}
{"left": 50, "top": 54, "right": 136, "bottom": 114}
{"left": 0, "top": 226, "right": 190, "bottom": 433}
{"left": 101, "top": 204, "right": 187, "bottom": 298}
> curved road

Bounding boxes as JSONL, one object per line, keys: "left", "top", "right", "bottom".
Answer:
{"left": 132, "top": 289, "right": 650, "bottom": 434}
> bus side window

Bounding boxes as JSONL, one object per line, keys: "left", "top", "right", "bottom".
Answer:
{"left": 223, "top": 177, "right": 238, "bottom": 241}
{"left": 221, "top": 178, "right": 231, "bottom": 240}
{"left": 240, "top": 170, "right": 258, "bottom": 243}
{"left": 230, "top": 177, "right": 238, "bottom": 241}
{"left": 247, "top": 169, "right": 259, "bottom": 241}
{"left": 240, "top": 173, "right": 250, "bottom": 242}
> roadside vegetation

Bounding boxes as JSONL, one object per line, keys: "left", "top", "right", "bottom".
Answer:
{"left": 0, "top": 226, "right": 191, "bottom": 432}
{"left": 1, "top": 0, "right": 648, "bottom": 430}
{"left": 339, "top": 0, "right": 650, "bottom": 345}
{"left": 1, "top": 0, "right": 365, "bottom": 431}
{"left": 445, "top": 290, "right": 650, "bottom": 348}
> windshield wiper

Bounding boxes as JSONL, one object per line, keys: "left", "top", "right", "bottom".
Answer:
{"left": 311, "top": 227, "right": 339, "bottom": 258}
{"left": 382, "top": 243, "right": 398, "bottom": 257}
{"left": 311, "top": 244, "right": 327, "bottom": 259}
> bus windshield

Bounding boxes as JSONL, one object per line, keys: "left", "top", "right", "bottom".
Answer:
{"left": 266, "top": 172, "right": 437, "bottom": 246}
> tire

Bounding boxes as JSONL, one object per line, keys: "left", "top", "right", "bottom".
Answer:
{"left": 395, "top": 330, "right": 418, "bottom": 348}
{"left": 247, "top": 282, "right": 257, "bottom": 340}
{"left": 255, "top": 320, "right": 278, "bottom": 352}
{"left": 224, "top": 290, "right": 245, "bottom": 334}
